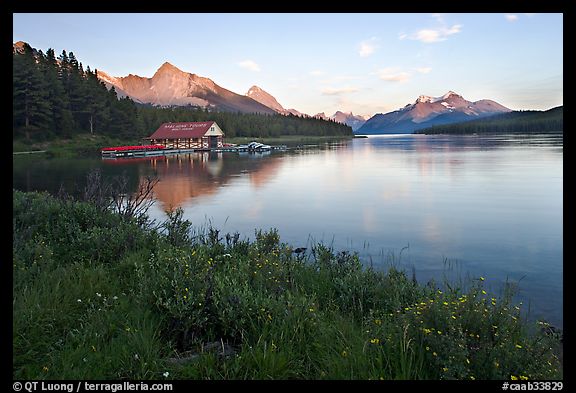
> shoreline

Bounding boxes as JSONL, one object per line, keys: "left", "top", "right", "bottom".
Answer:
{"left": 13, "top": 189, "right": 562, "bottom": 380}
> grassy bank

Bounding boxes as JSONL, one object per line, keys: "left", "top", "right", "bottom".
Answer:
{"left": 13, "top": 134, "right": 144, "bottom": 158}
{"left": 13, "top": 189, "right": 562, "bottom": 380}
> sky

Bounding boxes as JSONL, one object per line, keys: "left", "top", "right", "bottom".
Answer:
{"left": 13, "top": 13, "right": 563, "bottom": 118}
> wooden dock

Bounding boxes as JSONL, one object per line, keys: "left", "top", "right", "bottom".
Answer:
{"left": 100, "top": 143, "right": 287, "bottom": 159}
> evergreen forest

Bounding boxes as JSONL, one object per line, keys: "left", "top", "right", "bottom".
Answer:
{"left": 13, "top": 43, "right": 352, "bottom": 143}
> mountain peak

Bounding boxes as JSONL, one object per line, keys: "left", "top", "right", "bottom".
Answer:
{"left": 414, "top": 91, "right": 462, "bottom": 105}
{"left": 245, "top": 85, "right": 288, "bottom": 113}
{"left": 442, "top": 91, "right": 460, "bottom": 99}
{"left": 13, "top": 41, "right": 31, "bottom": 54}
{"left": 334, "top": 110, "right": 351, "bottom": 116}
{"left": 156, "top": 62, "right": 183, "bottom": 74}
{"left": 415, "top": 95, "right": 434, "bottom": 104}
{"left": 247, "top": 85, "right": 263, "bottom": 94}
{"left": 331, "top": 111, "right": 366, "bottom": 131}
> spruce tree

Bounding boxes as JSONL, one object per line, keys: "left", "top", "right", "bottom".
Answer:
{"left": 12, "top": 43, "right": 51, "bottom": 140}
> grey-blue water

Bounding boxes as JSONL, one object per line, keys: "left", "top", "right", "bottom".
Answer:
{"left": 13, "top": 134, "right": 563, "bottom": 328}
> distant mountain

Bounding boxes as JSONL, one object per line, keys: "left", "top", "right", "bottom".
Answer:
{"left": 357, "top": 91, "right": 511, "bottom": 134}
{"left": 245, "top": 85, "right": 304, "bottom": 116}
{"left": 97, "top": 62, "right": 275, "bottom": 115}
{"left": 314, "top": 111, "right": 366, "bottom": 131}
{"left": 244, "top": 86, "right": 365, "bottom": 129}
{"left": 415, "top": 106, "right": 563, "bottom": 135}
{"left": 331, "top": 111, "right": 366, "bottom": 131}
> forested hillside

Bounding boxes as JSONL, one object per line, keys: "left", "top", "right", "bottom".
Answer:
{"left": 415, "top": 107, "right": 563, "bottom": 135}
{"left": 13, "top": 42, "right": 352, "bottom": 142}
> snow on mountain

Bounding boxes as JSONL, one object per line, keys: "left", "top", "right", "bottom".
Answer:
{"left": 357, "top": 91, "right": 511, "bottom": 134}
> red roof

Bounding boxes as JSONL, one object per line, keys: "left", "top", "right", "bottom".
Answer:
{"left": 149, "top": 121, "right": 215, "bottom": 139}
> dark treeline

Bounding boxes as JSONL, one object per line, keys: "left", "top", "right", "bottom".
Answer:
{"left": 13, "top": 43, "right": 137, "bottom": 141}
{"left": 416, "top": 107, "right": 563, "bottom": 135}
{"left": 13, "top": 43, "right": 352, "bottom": 142}
{"left": 136, "top": 105, "right": 353, "bottom": 139}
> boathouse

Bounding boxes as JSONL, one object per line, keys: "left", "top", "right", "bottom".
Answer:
{"left": 148, "top": 121, "right": 224, "bottom": 149}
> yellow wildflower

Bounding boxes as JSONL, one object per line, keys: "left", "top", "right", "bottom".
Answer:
{"left": 370, "top": 338, "right": 380, "bottom": 345}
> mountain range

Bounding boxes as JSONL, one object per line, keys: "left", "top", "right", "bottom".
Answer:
{"left": 314, "top": 111, "right": 367, "bottom": 131}
{"left": 356, "top": 91, "right": 511, "bottom": 134}
{"left": 13, "top": 41, "right": 511, "bottom": 134}
{"left": 96, "top": 62, "right": 367, "bottom": 130}
{"left": 97, "top": 62, "right": 276, "bottom": 115}
{"left": 96, "top": 63, "right": 506, "bottom": 134}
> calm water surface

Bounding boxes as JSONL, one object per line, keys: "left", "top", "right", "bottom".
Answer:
{"left": 13, "top": 134, "right": 563, "bottom": 327}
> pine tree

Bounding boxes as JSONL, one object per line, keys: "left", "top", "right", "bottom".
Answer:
{"left": 13, "top": 43, "right": 51, "bottom": 140}
{"left": 43, "top": 48, "right": 73, "bottom": 135}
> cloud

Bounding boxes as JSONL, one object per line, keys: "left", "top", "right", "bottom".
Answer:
{"left": 414, "top": 29, "right": 442, "bottom": 43}
{"left": 412, "top": 24, "right": 462, "bottom": 43}
{"left": 415, "top": 67, "right": 432, "bottom": 74}
{"left": 505, "top": 14, "right": 519, "bottom": 22}
{"left": 238, "top": 60, "right": 260, "bottom": 72}
{"left": 309, "top": 70, "right": 324, "bottom": 76}
{"left": 321, "top": 86, "right": 360, "bottom": 96}
{"left": 358, "top": 38, "right": 379, "bottom": 57}
{"left": 377, "top": 68, "right": 410, "bottom": 82}
{"left": 402, "top": 15, "right": 463, "bottom": 43}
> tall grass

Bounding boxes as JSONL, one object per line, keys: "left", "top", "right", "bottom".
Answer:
{"left": 13, "top": 189, "right": 562, "bottom": 380}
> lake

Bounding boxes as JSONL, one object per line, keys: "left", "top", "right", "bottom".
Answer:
{"left": 13, "top": 134, "right": 563, "bottom": 328}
